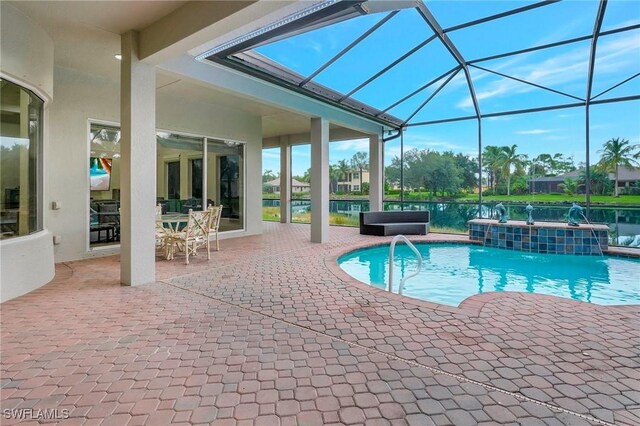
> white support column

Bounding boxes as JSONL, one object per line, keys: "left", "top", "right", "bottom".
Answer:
{"left": 310, "top": 118, "right": 329, "bottom": 243}
{"left": 120, "top": 30, "right": 156, "bottom": 286}
{"left": 369, "top": 133, "right": 383, "bottom": 212}
{"left": 279, "top": 136, "right": 291, "bottom": 223}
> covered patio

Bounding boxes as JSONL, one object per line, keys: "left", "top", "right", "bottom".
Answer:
{"left": 2, "top": 223, "right": 638, "bottom": 425}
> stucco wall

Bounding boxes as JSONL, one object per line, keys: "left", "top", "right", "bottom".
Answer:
{"left": 0, "top": 3, "right": 54, "bottom": 100}
{"left": 47, "top": 65, "right": 263, "bottom": 263}
{"left": 0, "top": 3, "right": 55, "bottom": 303}
{"left": 0, "top": 231, "right": 55, "bottom": 303}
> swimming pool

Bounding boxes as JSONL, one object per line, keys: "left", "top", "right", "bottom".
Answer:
{"left": 338, "top": 243, "right": 640, "bottom": 306}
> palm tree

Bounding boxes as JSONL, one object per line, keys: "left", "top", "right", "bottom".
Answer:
{"left": 329, "top": 164, "right": 341, "bottom": 194}
{"left": 350, "top": 151, "right": 369, "bottom": 195}
{"left": 498, "top": 144, "right": 525, "bottom": 196}
{"left": 597, "top": 138, "right": 639, "bottom": 196}
{"left": 482, "top": 146, "right": 503, "bottom": 192}
{"left": 337, "top": 159, "right": 350, "bottom": 192}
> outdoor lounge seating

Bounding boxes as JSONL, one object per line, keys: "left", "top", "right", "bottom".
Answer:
{"left": 359, "top": 211, "right": 430, "bottom": 236}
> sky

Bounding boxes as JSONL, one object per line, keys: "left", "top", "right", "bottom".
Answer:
{"left": 260, "top": 1, "right": 640, "bottom": 177}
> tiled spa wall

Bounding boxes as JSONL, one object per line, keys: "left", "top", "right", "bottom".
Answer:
{"left": 469, "top": 223, "right": 608, "bottom": 255}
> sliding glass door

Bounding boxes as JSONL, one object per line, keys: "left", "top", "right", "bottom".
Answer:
{"left": 207, "top": 139, "right": 244, "bottom": 232}
{"left": 89, "top": 125, "right": 246, "bottom": 248}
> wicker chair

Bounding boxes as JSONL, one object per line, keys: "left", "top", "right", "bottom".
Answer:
{"left": 155, "top": 205, "right": 170, "bottom": 257}
{"left": 208, "top": 205, "right": 223, "bottom": 251}
{"left": 170, "top": 209, "right": 212, "bottom": 264}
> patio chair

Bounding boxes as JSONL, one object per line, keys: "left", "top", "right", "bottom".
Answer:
{"left": 155, "top": 204, "right": 170, "bottom": 257}
{"left": 207, "top": 205, "right": 223, "bottom": 251}
{"left": 170, "top": 209, "right": 212, "bottom": 265}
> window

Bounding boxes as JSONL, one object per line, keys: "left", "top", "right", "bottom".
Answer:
{"left": 89, "top": 123, "right": 121, "bottom": 246}
{"left": 208, "top": 139, "right": 245, "bottom": 232}
{"left": 353, "top": 185, "right": 360, "bottom": 191}
{"left": 353, "top": 172, "right": 359, "bottom": 179}
{"left": 89, "top": 124, "right": 246, "bottom": 247}
{"left": 1, "top": 79, "right": 43, "bottom": 240}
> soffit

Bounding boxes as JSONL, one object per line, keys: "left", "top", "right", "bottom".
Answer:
{"left": 9, "top": 1, "right": 187, "bottom": 35}
{"left": 8, "top": 0, "right": 359, "bottom": 139}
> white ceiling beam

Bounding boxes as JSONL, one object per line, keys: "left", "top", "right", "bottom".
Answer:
{"left": 158, "top": 54, "right": 385, "bottom": 135}
{"left": 139, "top": 1, "right": 297, "bottom": 65}
{"left": 262, "top": 127, "right": 369, "bottom": 148}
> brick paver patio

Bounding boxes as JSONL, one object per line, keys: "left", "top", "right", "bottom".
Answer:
{"left": 1, "top": 222, "right": 638, "bottom": 425}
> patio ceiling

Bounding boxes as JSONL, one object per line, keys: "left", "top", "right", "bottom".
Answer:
{"left": 201, "top": 0, "right": 640, "bottom": 130}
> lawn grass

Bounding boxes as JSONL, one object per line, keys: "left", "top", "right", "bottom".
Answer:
{"left": 265, "top": 192, "right": 640, "bottom": 206}
{"left": 262, "top": 206, "right": 280, "bottom": 221}
{"left": 457, "top": 194, "right": 640, "bottom": 205}
{"left": 292, "top": 212, "right": 360, "bottom": 227}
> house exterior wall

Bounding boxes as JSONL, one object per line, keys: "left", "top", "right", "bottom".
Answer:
{"left": 337, "top": 170, "right": 370, "bottom": 191}
{"left": 2, "top": 3, "right": 265, "bottom": 286}
{"left": 0, "top": 3, "right": 55, "bottom": 302}
{"left": 48, "top": 65, "right": 263, "bottom": 263}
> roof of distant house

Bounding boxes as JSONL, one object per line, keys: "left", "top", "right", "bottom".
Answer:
{"left": 532, "top": 169, "right": 582, "bottom": 182}
{"left": 531, "top": 166, "right": 640, "bottom": 182}
{"left": 264, "top": 177, "right": 310, "bottom": 188}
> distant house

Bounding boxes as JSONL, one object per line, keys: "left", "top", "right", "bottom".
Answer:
{"left": 337, "top": 170, "right": 369, "bottom": 192}
{"left": 530, "top": 169, "right": 583, "bottom": 193}
{"left": 530, "top": 166, "right": 640, "bottom": 194}
{"left": 264, "top": 177, "right": 310, "bottom": 193}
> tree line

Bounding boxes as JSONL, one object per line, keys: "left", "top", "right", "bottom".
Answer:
{"left": 263, "top": 152, "right": 371, "bottom": 194}
{"left": 384, "top": 137, "right": 639, "bottom": 197}
{"left": 263, "top": 138, "right": 638, "bottom": 197}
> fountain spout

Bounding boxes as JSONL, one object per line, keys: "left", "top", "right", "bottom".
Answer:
{"left": 495, "top": 203, "right": 508, "bottom": 223}
{"left": 567, "top": 203, "right": 583, "bottom": 227}
{"left": 525, "top": 204, "right": 534, "bottom": 225}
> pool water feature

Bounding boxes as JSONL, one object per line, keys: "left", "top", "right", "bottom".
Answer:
{"left": 338, "top": 243, "right": 640, "bottom": 306}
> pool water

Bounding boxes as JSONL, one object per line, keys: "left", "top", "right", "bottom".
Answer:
{"left": 338, "top": 243, "right": 640, "bottom": 306}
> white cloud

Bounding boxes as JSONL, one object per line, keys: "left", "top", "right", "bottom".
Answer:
{"left": 262, "top": 150, "right": 280, "bottom": 159}
{"left": 456, "top": 31, "right": 640, "bottom": 111}
{"left": 516, "top": 129, "right": 552, "bottom": 135}
{"left": 404, "top": 133, "right": 464, "bottom": 151}
{"left": 331, "top": 138, "right": 369, "bottom": 151}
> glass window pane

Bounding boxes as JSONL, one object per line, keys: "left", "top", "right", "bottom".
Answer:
{"left": 352, "top": 37, "right": 458, "bottom": 112}
{"left": 601, "top": 0, "right": 640, "bottom": 32}
{"left": 482, "top": 108, "right": 586, "bottom": 229}
{"left": 427, "top": 0, "right": 539, "bottom": 30}
{"left": 313, "top": 8, "right": 432, "bottom": 95}
{"left": 470, "top": 66, "right": 581, "bottom": 114}
{"left": 588, "top": 101, "right": 640, "bottom": 247}
{"left": 262, "top": 147, "right": 280, "bottom": 222}
{"left": 591, "top": 29, "right": 640, "bottom": 100}
{"left": 449, "top": 1, "right": 599, "bottom": 61}
{"left": 386, "top": 123, "right": 480, "bottom": 234}
{"left": 254, "top": 13, "right": 384, "bottom": 77}
{"left": 207, "top": 139, "right": 244, "bottom": 232}
{"left": 384, "top": 133, "right": 401, "bottom": 202}
{"left": 402, "top": 71, "right": 474, "bottom": 124}
{"left": 89, "top": 123, "right": 121, "bottom": 246}
{"left": 157, "top": 133, "right": 203, "bottom": 214}
{"left": 1, "top": 79, "right": 43, "bottom": 239}
{"left": 329, "top": 139, "right": 369, "bottom": 227}
{"left": 474, "top": 39, "right": 591, "bottom": 100}
{"left": 291, "top": 144, "right": 310, "bottom": 223}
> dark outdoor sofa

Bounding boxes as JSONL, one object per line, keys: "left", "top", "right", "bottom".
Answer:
{"left": 359, "top": 211, "right": 430, "bottom": 236}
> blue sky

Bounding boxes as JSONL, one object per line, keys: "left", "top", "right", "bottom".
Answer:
{"left": 261, "top": 1, "right": 640, "bottom": 177}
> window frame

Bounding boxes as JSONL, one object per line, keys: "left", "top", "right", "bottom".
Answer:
{"left": 0, "top": 75, "right": 45, "bottom": 240}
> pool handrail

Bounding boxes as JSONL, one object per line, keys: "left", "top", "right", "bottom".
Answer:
{"left": 388, "top": 235, "right": 423, "bottom": 295}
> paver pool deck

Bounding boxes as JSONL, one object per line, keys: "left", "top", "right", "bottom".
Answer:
{"left": 1, "top": 222, "right": 638, "bottom": 425}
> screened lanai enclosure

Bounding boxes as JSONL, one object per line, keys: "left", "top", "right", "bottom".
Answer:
{"left": 205, "top": 0, "right": 640, "bottom": 246}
